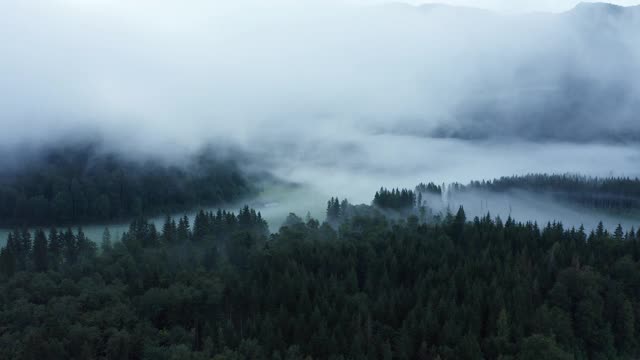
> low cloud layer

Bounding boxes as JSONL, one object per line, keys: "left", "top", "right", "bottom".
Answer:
{"left": 2, "top": 0, "right": 640, "bottom": 220}
{"left": 2, "top": 1, "right": 639, "bottom": 152}
{"left": 389, "top": 0, "right": 640, "bottom": 13}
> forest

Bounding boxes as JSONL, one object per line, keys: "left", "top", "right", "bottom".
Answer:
{"left": 0, "top": 144, "right": 253, "bottom": 226}
{"left": 1, "top": 190, "right": 639, "bottom": 360}
{"left": 432, "top": 174, "right": 640, "bottom": 214}
{"left": 4, "top": 1, "right": 640, "bottom": 359}
{"left": 373, "top": 188, "right": 417, "bottom": 210}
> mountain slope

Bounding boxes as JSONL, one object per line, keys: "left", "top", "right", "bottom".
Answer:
{"left": 391, "top": 2, "right": 640, "bottom": 143}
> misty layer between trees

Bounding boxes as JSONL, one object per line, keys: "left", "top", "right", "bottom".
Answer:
{"left": 446, "top": 175, "right": 640, "bottom": 212}
{"left": 1, "top": 190, "right": 640, "bottom": 359}
{"left": 2, "top": 143, "right": 640, "bottom": 241}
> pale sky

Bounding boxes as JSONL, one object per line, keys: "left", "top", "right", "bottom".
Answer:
{"left": 53, "top": 0, "right": 640, "bottom": 14}
{"left": 2, "top": 0, "right": 639, "bottom": 150}
{"left": 360, "top": 0, "right": 640, "bottom": 13}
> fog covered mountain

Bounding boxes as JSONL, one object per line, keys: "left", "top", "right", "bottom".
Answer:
{"left": 2, "top": 2, "right": 639, "bottom": 151}
{"left": 414, "top": 2, "right": 640, "bottom": 142}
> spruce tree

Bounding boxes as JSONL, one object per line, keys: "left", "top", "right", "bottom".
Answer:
{"left": 32, "top": 229, "right": 48, "bottom": 272}
{"left": 101, "top": 228, "right": 112, "bottom": 253}
{"left": 63, "top": 228, "right": 77, "bottom": 264}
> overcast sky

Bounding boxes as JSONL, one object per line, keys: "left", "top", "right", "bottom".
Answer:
{"left": 36, "top": 0, "right": 640, "bottom": 14}
{"left": 2, "top": 0, "right": 640, "bottom": 217}
{"left": 2, "top": 0, "right": 639, "bottom": 149}
{"left": 365, "top": 0, "right": 640, "bottom": 13}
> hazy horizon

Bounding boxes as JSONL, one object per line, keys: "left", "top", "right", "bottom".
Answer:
{"left": 365, "top": 0, "right": 640, "bottom": 13}
{"left": 2, "top": 0, "right": 640, "bottom": 232}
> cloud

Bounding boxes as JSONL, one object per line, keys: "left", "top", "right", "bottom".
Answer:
{"left": 373, "top": 0, "right": 640, "bottom": 13}
{"left": 1, "top": 1, "right": 639, "bottom": 158}
{"left": 3, "top": 0, "right": 640, "bottom": 235}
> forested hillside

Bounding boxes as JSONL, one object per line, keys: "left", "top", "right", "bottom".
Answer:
{"left": 0, "top": 144, "right": 253, "bottom": 226}
{"left": 1, "top": 198, "right": 639, "bottom": 359}
{"left": 435, "top": 174, "right": 640, "bottom": 214}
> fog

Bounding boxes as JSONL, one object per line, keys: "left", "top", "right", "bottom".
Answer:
{"left": 3, "top": 0, "right": 640, "bottom": 147}
{"left": 364, "top": 0, "right": 640, "bottom": 13}
{"left": 1, "top": 0, "right": 640, "bottom": 236}
{"left": 427, "top": 189, "right": 640, "bottom": 232}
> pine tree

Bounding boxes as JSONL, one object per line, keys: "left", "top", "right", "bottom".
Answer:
{"left": 0, "top": 247, "right": 15, "bottom": 277}
{"left": 177, "top": 216, "right": 191, "bottom": 243}
{"left": 616, "top": 299, "right": 636, "bottom": 354}
{"left": 451, "top": 206, "right": 466, "bottom": 242}
{"left": 162, "top": 215, "right": 176, "bottom": 244}
{"left": 76, "top": 227, "right": 95, "bottom": 259}
{"left": 21, "top": 228, "right": 32, "bottom": 256}
{"left": 63, "top": 228, "right": 77, "bottom": 264}
{"left": 633, "top": 232, "right": 640, "bottom": 261}
{"left": 7, "top": 232, "right": 23, "bottom": 271}
{"left": 193, "top": 210, "right": 209, "bottom": 242}
{"left": 32, "top": 229, "right": 48, "bottom": 272}
{"left": 18, "top": 229, "right": 31, "bottom": 269}
{"left": 101, "top": 228, "right": 112, "bottom": 253}
{"left": 326, "top": 197, "right": 341, "bottom": 224}
{"left": 596, "top": 221, "right": 605, "bottom": 238}
{"left": 48, "top": 228, "right": 61, "bottom": 268}
{"left": 614, "top": 224, "right": 624, "bottom": 240}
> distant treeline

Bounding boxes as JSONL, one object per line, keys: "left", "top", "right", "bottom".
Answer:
{"left": 0, "top": 144, "right": 253, "bottom": 226}
{"left": 430, "top": 174, "right": 640, "bottom": 213}
{"left": 1, "top": 201, "right": 639, "bottom": 359}
{"left": 373, "top": 187, "right": 417, "bottom": 210}
{"left": 0, "top": 205, "right": 268, "bottom": 276}
{"left": 416, "top": 182, "right": 443, "bottom": 196}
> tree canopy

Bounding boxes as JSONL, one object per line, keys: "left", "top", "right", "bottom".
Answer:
{"left": 1, "top": 196, "right": 639, "bottom": 359}
{"left": 0, "top": 144, "right": 253, "bottom": 226}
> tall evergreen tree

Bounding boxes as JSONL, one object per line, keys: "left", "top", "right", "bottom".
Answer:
{"left": 32, "top": 229, "right": 48, "bottom": 272}
{"left": 0, "top": 247, "right": 15, "bottom": 277}
{"left": 48, "top": 227, "right": 61, "bottom": 268}
{"left": 101, "top": 228, "right": 112, "bottom": 253}
{"left": 177, "top": 216, "right": 191, "bottom": 243}
{"left": 162, "top": 215, "right": 177, "bottom": 244}
{"left": 63, "top": 228, "right": 77, "bottom": 264}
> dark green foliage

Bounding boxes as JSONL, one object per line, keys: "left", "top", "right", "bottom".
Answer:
{"left": 0, "top": 144, "right": 252, "bottom": 226}
{"left": 518, "top": 335, "right": 573, "bottom": 360}
{"left": 373, "top": 187, "right": 416, "bottom": 210}
{"left": 416, "top": 182, "right": 443, "bottom": 195}
{"left": 326, "top": 197, "right": 342, "bottom": 224}
{"left": 448, "top": 174, "right": 640, "bottom": 213}
{"left": 32, "top": 229, "right": 48, "bottom": 272}
{"left": 1, "top": 200, "right": 639, "bottom": 359}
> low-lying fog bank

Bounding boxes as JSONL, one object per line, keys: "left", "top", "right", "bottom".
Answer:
{"left": 260, "top": 133, "right": 640, "bottom": 206}
{"left": 262, "top": 134, "right": 640, "bottom": 230}
{"left": 2, "top": 136, "right": 639, "bottom": 245}
{"left": 2, "top": 2, "right": 640, "bottom": 243}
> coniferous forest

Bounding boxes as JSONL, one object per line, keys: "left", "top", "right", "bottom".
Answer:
{"left": 1, "top": 192, "right": 639, "bottom": 360}
{"left": 4, "top": 1, "right": 640, "bottom": 359}
{"left": 443, "top": 174, "right": 640, "bottom": 214}
{"left": 0, "top": 145, "right": 253, "bottom": 227}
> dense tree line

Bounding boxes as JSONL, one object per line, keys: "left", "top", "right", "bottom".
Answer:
{"left": 415, "top": 182, "right": 443, "bottom": 196}
{"left": 0, "top": 144, "right": 253, "bottom": 226}
{"left": 444, "top": 174, "right": 640, "bottom": 213}
{"left": 373, "top": 188, "right": 416, "bottom": 210}
{"left": 1, "top": 198, "right": 639, "bottom": 359}
{"left": 326, "top": 198, "right": 352, "bottom": 225}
